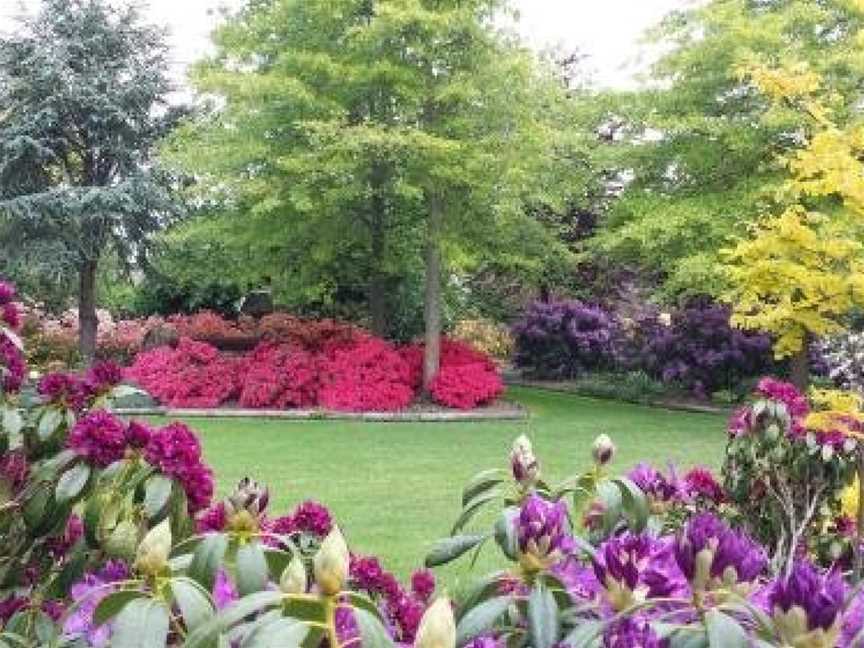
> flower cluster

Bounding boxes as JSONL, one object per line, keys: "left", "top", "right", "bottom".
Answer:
{"left": 37, "top": 361, "right": 123, "bottom": 411}
{"left": 350, "top": 555, "right": 434, "bottom": 642}
{"left": 0, "top": 280, "right": 25, "bottom": 395}
{"left": 516, "top": 494, "right": 572, "bottom": 570}
{"left": 126, "top": 334, "right": 504, "bottom": 412}
{"left": 144, "top": 423, "right": 214, "bottom": 514}
{"left": 67, "top": 411, "right": 213, "bottom": 513}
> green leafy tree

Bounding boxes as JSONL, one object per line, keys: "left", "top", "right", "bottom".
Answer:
{"left": 0, "top": 0, "right": 180, "bottom": 361}
{"left": 168, "top": 0, "right": 576, "bottom": 387}
{"left": 584, "top": 0, "right": 864, "bottom": 300}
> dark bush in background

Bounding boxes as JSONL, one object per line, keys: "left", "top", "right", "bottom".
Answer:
{"left": 512, "top": 300, "right": 620, "bottom": 379}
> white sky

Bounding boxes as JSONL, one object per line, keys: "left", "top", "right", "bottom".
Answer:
{"left": 0, "top": 0, "right": 692, "bottom": 89}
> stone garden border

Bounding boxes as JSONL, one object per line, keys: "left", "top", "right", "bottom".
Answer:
{"left": 112, "top": 402, "right": 529, "bottom": 422}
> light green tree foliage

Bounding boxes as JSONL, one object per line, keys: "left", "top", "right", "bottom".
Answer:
{"left": 166, "top": 0, "right": 577, "bottom": 382}
{"left": 583, "top": 0, "right": 864, "bottom": 300}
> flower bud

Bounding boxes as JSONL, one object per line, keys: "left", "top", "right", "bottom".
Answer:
{"left": 134, "top": 519, "right": 172, "bottom": 577}
{"left": 314, "top": 525, "right": 349, "bottom": 596}
{"left": 414, "top": 597, "right": 456, "bottom": 648}
{"left": 591, "top": 434, "right": 616, "bottom": 466}
{"left": 227, "top": 477, "right": 270, "bottom": 518}
{"left": 280, "top": 555, "right": 307, "bottom": 594}
{"left": 510, "top": 434, "right": 539, "bottom": 486}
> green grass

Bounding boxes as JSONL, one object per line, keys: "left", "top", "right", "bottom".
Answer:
{"left": 151, "top": 387, "right": 727, "bottom": 584}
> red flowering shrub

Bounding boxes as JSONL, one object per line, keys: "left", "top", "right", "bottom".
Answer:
{"left": 239, "top": 343, "right": 319, "bottom": 408}
{"left": 318, "top": 338, "right": 414, "bottom": 412}
{"left": 124, "top": 337, "right": 242, "bottom": 407}
{"left": 400, "top": 338, "right": 501, "bottom": 392}
{"left": 258, "top": 314, "right": 368, "bottom": 351}
{"left": 429, "top": 362, "right": 504, "bottom": 409}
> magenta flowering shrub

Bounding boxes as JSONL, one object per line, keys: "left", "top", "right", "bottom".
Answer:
{"left": 0, "top": 281, "right": 25, "bottom": 396}
{"left": 318, "top": 338, "right": 415, "bottom": 412}
{"left": 124, "top": 337, "right": 244, "bottom": 407}
{"left": 125, "top": 333, "right": 505, "bottom": 412}
{"left": 724, "top": 378, "right": 858, "bottom": 573}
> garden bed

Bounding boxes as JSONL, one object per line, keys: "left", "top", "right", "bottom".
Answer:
{"left": 112, "top": 399, "right": 528, "bottom": 422}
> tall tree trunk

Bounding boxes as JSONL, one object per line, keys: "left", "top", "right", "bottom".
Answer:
{"left": 422, "top": 193, "right": 444, "bottom": 394}
{"left": 78, "top": 259, "right": 99, "bottom": 366}
{"left": 789, "top": 338, "right": 810, "bottom": 392}
{"left": 369, "top": 193, "right": 388, "bottom": 338}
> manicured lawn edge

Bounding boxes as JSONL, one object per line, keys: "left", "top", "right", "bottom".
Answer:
{"left": 505, "top": 378, "right": 733, "bottom": 415}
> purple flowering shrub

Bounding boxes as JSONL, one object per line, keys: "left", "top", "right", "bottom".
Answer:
{"left": 512, "top": 300, "right": 620, "bottom": 379}
{"left": 634, "top": 299, "right": 774, "bottom": 397}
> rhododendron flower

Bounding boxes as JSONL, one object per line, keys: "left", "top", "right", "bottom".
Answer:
{"left": 728, "top": 406, "right": 752, "bottom": 437}
{"left": 84, "top": 361, "right": 123, "bottom": 396}
{"left": 683, "top": 467, "right": 724, "bottom": 504}
{"left": 67, "top": 410, "right": 127, "bottom": 467}
{"left": 271, "top": 500, "right": 333, "bottom": 538}
{"left": 145, "top": 422, "right": 214, "bottom": 513}
{"left": 510, "top": 434, "right": 539, "bottom": 485}
{"left": 429, "top": 363, "right": 503, "bottom": 410}
{"left": 124, "top": 420, "right": 153, "bottom": 448}
{"left": 196, "top": 502, "right": 227, "bottom": 533}
{"left": 0, "top": 450, "right": 29, "bottom": 496}
{"left": 63, "top": 561, "right": 129, "bottom": 646}
{"left": 603, "top": 618, "right": 668, "bottom": 648}
{"left": 0, "top": 336, "right": 25, "bottom": 394}
{"left": 38, "top": 372, "right": 87, "bottom": 410}
{"left": 674, "top": 513, "right": 765, "bottom": 592}
{"left": 47, "top": 514, "right": 83, "bottom": 558}
{"left": 411, "top": 569, "right": 436, "bottom": 603}
{"left": 593, "top": 533, "right": 685, "bottom": 611}
{"left": 1, "top": 302, "right": 20, "bottom": 330}
{"left": 757, "top": 377, "right": 809, "bottom": 419}
{"left": 628, "top": 463, "right": 682, "bottom": 509}
{"left": 769, "top": 561, "right": 844, "bottom": 647}
{"left": 516, "top": 494, "right": 571, "bottom": 570}
{"left": 213, "top": 568, "right": 238, "bottom": 610}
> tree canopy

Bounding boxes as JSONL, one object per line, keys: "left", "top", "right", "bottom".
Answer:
{"left": 0, "top": 0, "right": 181, "bottom": 359}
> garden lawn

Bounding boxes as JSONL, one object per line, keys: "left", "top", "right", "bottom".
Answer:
{"left": 148, "top": 387, "right": 727, "bottom": 587}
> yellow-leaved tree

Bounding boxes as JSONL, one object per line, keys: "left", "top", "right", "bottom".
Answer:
{"left": 723, "top": 59, "right": 864, "bottom": 389}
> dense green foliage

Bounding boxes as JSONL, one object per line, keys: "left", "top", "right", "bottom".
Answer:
{"left": 0, "top": 0, "right": 181, "bottom": 359}
{"left": 584, "top": 0, "right": 864, "bottom": 300}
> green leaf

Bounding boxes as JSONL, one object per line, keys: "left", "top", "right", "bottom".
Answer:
{"left": 22, "top": 483, "right": 52, "bottom": 532}
{"left": 454, "top": 572, "right": 509, "bottom": 624}
{"left": 613, "top": 477, "right": 649, "bottom": 533}
{"left": 562, "top": 620, "right": 603, "bottom": 648}
{"left": 451, "top": 488, "right": 502, "bottom": 535}
{"left": 462, "top": 468, "right": 506, "bottom": 506}
{"left": 705, "top": 609, "right": 749, "bottom": 647}
{"left": 241, "top": 617, "right": 308, "bottom": 648}
{"left": 493, "top": 507, "right": 519, "bottom": 561}
{"left": 236, "top": 542, "right": 269, "bottom": 596}
{"left": 143, "top": 475, "right": 173, "bottom": 520}
{"left": 185, "top": 591, "right": 285, "bottom": 648}
{"left": 37, "top": 408, "right": 64, "bottom": 441}
{"left": 111, "top": 598, "right": 170, "bottom": 648}
{"left": 353, "top": 606, "right": 395, "bottom": 648}
{"left": 262, "top": 548, "right": 293, "bottom": 581}
{"left": 94, "top": 589, "right": 148, "bottom": 627}
{"left": 1, "top": 408, "right": 22, "bottom": 436}
{"left": 425, "top": 533, "right": 489, "bottom": 568}
{"left": 528, "top": 583, "right": 559, "bottom": 648}
{"left": 55, "top": 463, "right": 91, "bottom": 504}
{"left": 170, "top": 577, "right": 215, "bottom": 632}
{"left": 596, "top": 480, "right": 623, "bottom": 534}
{"left": 456, "top": 596, "right": 512, "bottom": 645}
{"left": 189, "top": 533, "right": 229, "bottom": 591}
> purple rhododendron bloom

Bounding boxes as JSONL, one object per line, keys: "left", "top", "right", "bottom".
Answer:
{"left": 67, "top": 410, "right": 127, "bottom": 467}
{"left": 125, "top": 420, "right": 153, "bottom": 449}
{"left": 675, "top": 513, "right": 765, "bottom": 589}
{"left": 2, "top": 302, "right": 20, "bottom": 330}
{"left": 466, "top": 636, "right": 500, "bottom": 648}
{"left": 213, "top": 568, "right": 238, "bottom": 610}
{"left": 0, "top": 336, "right": 25, "bottom": 394}
{"left": 603, "top": 617, "right": 668, "bottom": 648}
{"left": 63, "top": 563, "right": 128, "bottom": 646}
{"left": 593, "top": 533, "right": 686, "bottom": 602}
{"left": 770, "top": 561, "right": 844, "bottom": 632}
{"left": 197, "top": 502, "right": 227, "bottom": 533}
{"left": 628, "top": 463, "right": 682, "bottom": 504}
{"left": 84, "top": 361, "right": 123, "bottom": 396}
{"left": 38, "top": 372, "right": 87, "bottom": 411}
{"left": 0, "top": 450, "right": 29, "bottom": 495}
{"left": 516, "top": 494, "right": 571, "bottom": 563}
{"left": 145, "top": 422, "right": 214, "bottom": 513}
{"left": 336, "top": 605, "right": 360, "bottom": 644}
